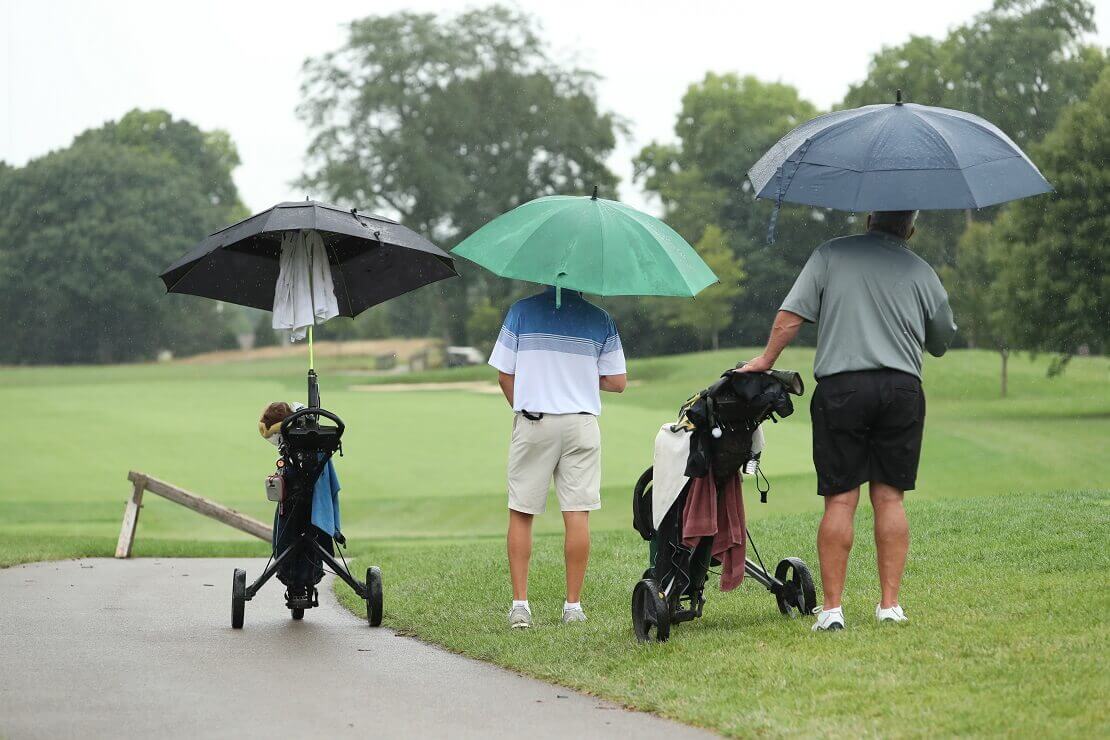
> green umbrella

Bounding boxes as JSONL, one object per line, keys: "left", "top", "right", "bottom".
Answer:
{"left": 452, "top": 190, "right": 718, "bottom": 305}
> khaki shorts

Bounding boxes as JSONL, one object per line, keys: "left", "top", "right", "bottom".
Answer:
{"left": 507, "top": 412, "right": 602, "bottom": 515}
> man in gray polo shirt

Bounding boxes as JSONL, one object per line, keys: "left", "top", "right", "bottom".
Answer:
{"left": 741, "top": 210, "right": 956, "bottom": 631}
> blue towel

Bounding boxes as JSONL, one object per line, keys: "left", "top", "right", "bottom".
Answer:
{"left": 310, "top": 459, "right": 342, "bottom": 538}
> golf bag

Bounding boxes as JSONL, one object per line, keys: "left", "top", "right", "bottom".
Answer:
{"left": 230, "top": 371, "right": 383, "bottom": 629}
{"left": 630, "top": 365, "right": 816, "bottom": 642}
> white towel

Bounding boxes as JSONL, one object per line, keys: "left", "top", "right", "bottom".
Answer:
{"left": 272, "top": 229, "right": 340, "bottom": 341}
{"left": 652, "top": 424, "right": 692, "bottom": 530}
{"left": 651, "top": 423, "right": 768, "bottom": 529}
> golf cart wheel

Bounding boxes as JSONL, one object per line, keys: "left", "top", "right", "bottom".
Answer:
{"left": 291, "top": 608, "right": 305, "bottom": 620}
{"left": 774, "top": 558, "right": 816, "bottom": 618}
{"left": 365, "top": 566, "right": 383, "bottom": 627}
{"left": 231, "top": 569, "right": 247, "bottom": 629}
{"left": 632, "top": 579, "right": 671, "bottom": 643}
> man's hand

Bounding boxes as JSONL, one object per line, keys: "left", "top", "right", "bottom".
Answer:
{"left": 737, "top": 355, "right": 773, "bottom": 373}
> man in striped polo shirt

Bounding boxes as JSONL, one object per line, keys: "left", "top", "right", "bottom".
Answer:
{"left": 489, "top": 286, "right": 627, "bottom": 629}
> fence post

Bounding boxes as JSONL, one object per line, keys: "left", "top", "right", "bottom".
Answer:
{"left": 115, "top": 473, "right": 147, "bottom": 558}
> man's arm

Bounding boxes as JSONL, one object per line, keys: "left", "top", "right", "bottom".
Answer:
{"left": 924, "top": 299, "right": 957, "bottom": 357}
{"left": 600, "top": 374, "right": 627, "bottom": 393}
{"left": 738, "top": 310, "right": 806, "bottom": 373}
{"left": 497, "top": 371, "right": 515, "bottom": 407}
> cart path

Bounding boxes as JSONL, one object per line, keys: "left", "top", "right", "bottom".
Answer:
{"left": 0, "top": 558, "right": 714, "bottom": 740}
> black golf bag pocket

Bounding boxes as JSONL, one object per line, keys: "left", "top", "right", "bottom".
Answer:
{"left": 632, "top": 467, "right": 655, "bottom": 541}
{"left": 272, "top": 475, "right": 332, "bottom": 588}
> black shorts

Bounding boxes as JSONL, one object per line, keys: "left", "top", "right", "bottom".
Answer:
{"left": 811, "top": 369, "right": 926, "bottom": 496}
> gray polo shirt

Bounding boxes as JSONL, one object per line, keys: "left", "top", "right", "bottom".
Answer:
{"left": 780, "top": 231, "right": 956, "bottom": 380}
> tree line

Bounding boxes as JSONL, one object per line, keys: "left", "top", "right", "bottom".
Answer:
{"left": 1, "top": 0, "right": 1105, "bottom": 381}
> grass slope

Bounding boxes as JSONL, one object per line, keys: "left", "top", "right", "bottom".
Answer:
{"left": 337, "top": 490, "right": 1110, "bottom": 738}
{"left": 1, "top": 348, "right": 1106, "bottom": 566}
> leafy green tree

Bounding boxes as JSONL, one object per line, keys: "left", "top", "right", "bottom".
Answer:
{"left": 657, "top": 226, "right": 744, "bottom": 350}
{"left": 74, "top": 109, "right": 246, "bottom": 222}
{"left": 636, "top": 73, "right": 850, "bottom": 344}
{"left": 298, "top": 5, "right": 619, "bottom": 343}
{"left": 464, "top": 298, "right": 504, "bottom": 355}
{"left": 842, "top": 0, "right": 1106, "bottom": 268}
{"left": 940, "top": 223, "right": 1017, "bottom": 395}
{"left": 994, "top": 65, "right": 1110, "bottom": 368}
{"left": 0, "top": 111, "right": 244, "bottom": 364}
{"left": 844, "top": 0, "right": 1103, "bottom": 146}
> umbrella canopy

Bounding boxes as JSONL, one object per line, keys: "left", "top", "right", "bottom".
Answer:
{"left": 748, "top": 93, "right": 1052, "bottom": 214}
{"left": 160, "top": 200, "right": 457, "bottom": 317}
{"left": 452, "top": 191, "right": 718, "bottom": 298}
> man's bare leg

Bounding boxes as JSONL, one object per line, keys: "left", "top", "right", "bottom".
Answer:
{"left": 817, "top": 487, "right": 860, "bottom": 609}
{"left": 870, "top": 481, "right": 909, "bottom": 609}
{"left": 507, "top": 509, "right": 534, "bottom": 600}
{"left": 562, "top": 511, "right": 590, "bottom": 603}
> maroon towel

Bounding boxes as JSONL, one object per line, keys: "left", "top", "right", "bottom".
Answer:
{"left": 681, "top": 472, "right": 746, "bottom": 591}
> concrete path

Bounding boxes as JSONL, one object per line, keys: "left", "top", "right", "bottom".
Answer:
{"left": 0, "top": 559, "right": 713, "bottom": 739}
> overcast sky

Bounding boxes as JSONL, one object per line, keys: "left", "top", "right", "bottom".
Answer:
{"left": 3, "top": 1, "right": 1108, "bottom": 217}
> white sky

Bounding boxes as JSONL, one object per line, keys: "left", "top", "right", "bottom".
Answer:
{"left": 3, "top": 1, "right": 1108, "bottom": 216}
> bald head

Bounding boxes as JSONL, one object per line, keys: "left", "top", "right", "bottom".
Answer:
{"left": 867, "top": 210, "right": 918, "bottom": 241}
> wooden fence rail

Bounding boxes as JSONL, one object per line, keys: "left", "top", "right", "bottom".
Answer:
{"left": 115, "top": 471, "right": 272, "bottom": 558}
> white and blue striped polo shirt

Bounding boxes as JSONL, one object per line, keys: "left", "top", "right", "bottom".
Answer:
{"left": 488, "top": 287, "right": 626, "bottom": 415}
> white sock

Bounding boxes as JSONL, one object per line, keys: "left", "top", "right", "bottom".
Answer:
{"left": 822, "top": 606, "right": 843, "bottom": 614}
{"left": 512, "top": 600, "right": 530, "bottom": 612}
{"left": 564, "top": 601, "right": 582, "bottom": 612}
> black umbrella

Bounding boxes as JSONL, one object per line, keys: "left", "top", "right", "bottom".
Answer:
{"left": 161, "top": 200, "right": 456, "bottom": 406}
{"left": 160, "top": 200, "right": 457, "bottom": 316}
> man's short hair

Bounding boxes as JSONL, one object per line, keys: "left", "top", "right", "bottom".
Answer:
{"left": 868, "top": 210, "right": 918, "bottom": 240}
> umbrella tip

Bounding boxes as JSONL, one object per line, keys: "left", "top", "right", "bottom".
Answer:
{"left": 591, "top": 185, "right": 598, "bottom": 200}
{"left": 896, "top": 89, "right": 903, "bottom": 105}
{"left": 305, "top": 195, "right": 310, "bottom": 201}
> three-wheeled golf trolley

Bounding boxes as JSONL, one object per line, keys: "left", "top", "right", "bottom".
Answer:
{"left": 231, "top": 371, "right": 383, "bottom": 628}
{"left": 630, "top": 365, "right": 816, "bottom": 642}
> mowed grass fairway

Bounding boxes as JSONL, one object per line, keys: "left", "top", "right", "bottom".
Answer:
{"left": 1, "top": 347, "right": 1107, "bottom": 735}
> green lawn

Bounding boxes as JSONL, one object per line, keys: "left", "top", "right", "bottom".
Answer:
{"left": 1, "top": 347, "right": 1107, "bottom": 734}
{"left": 2, "top": 347, "right": 1106, "bottom": 563}
{"left": 337, "top": 490, "right": 1109, "bottom": 737}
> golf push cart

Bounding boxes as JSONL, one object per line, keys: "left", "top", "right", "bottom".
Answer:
{"left": 630, "top": 365, "right": 816, "bottom": 642}
{"left": 231, "top": 370, "right": 383, "bottom": 628}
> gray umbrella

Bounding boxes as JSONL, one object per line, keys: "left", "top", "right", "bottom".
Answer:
{"left": 748, "top": 91, "right": 1052, "bottom": 241}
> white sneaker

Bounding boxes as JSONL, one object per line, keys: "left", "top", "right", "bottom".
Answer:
{"left": 562, "top": 605, "right": 587, "bottom": 624}
{"left": 812, "top": 606, "right": 845, "bottom": 631}
{"left": 876, "top": 603, "right": 908, "bottom": 624}
{"left": 508, "top": 605, "right": 533, "bottom": 629}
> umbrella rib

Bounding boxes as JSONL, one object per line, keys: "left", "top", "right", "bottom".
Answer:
{"left": 748, "top": 106, "right": 879, "bottom": 191}
{"left": 476, "top": 204, "right": 570, "bottom": 276}
{"left": 616, "top": 209, "right": 703, "bottom": 295}
{"left": 596, "top": 201, "right": 608, "bottom": 295}
{"left": 752, "top": 107, "right": 884, "bottom": 193}
{"left": 919, "top": 107, "right": 1037, "bottom": 167}
{"left": 162, "top": 251, "right": 214, "bottom": 294}
{"left": 908, "top": 107, "right": 965, "bottom": 167}
{"left": 765, "top": 156, "right": 1025, "bottom": 176}
{"left": 327, "top": 241, "right": 356, "bottom": 317}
